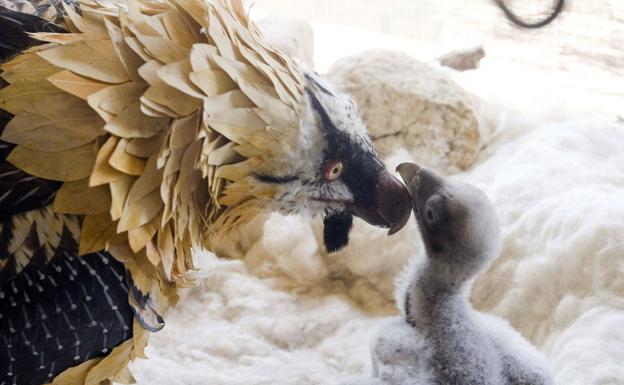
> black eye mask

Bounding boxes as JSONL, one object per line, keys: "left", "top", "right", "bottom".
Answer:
{"left": 323, "top": 210, "right": 353, "bottom": 253}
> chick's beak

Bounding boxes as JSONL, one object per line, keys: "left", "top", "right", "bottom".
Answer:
{"left": 348, "top": 168, "right": 412, "bottom": 235}
{"left": 396, "top": 162, "right": 422, "bottom": 195}
{"left": 397, "top": 162, "right": 444, "bottom": 201}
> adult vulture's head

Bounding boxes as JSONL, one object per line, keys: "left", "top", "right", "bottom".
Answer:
{"left": 253, "top": 71, "right": 411, "bottom": 252}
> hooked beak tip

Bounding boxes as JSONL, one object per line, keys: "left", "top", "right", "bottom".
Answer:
{"left": 377, "top": 169, "right": 412, "bottom": 235}
{"left": 348, "top": 167, "right": 412, "bottom": 235}
{"left": 387, "top": 221, "right": 404, "bottom": 236}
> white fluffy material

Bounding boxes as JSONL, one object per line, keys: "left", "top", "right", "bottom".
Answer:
{"left": 129, "top": 114, "right": 624, "bottom": 384}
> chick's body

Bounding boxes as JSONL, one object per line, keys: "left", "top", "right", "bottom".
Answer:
{"left": 371, "top": 297, "right": 552, "bottom": 385}
{"left": 345, "top": 164, "right": 553, "bottom": 385}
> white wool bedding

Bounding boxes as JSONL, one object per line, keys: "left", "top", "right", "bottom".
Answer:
{"left": 129, "top": 111, "right": 624, "bottom": 384}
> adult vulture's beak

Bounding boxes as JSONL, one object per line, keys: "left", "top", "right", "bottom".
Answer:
{"left": 348, "top": 168, "right": 412, "bottom": 235}
{"left": 323, "top": 167, "right": 412, "bottom": 253}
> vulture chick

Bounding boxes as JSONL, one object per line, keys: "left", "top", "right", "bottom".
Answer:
{"left": 0, "top": 1, "right": 412, "bottom": 384}
{"left": 344, "top": 164, "right": 553, "bottom": 385}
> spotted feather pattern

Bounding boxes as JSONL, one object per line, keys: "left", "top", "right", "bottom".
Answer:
{"left": 0, "top": 161, "right": 62, "bottom": 217}
{"left": 0, "top": 248, "right": 133, "bottom": 385}
{"left": 0, "top": 71, "right": 152, "bottom": 385}
{"left": 0, "top": 0, "right": 77, "bottom": 24}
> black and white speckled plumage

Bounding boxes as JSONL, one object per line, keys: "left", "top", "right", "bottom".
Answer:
{"left": 0, "top": 249, "right": 133, "bottom": 385}
{"left": 0, "top": 11, "right": 139, "bottom": 378}
{"left": 0, "top": 133, "right": 136, "bottom": 385}
{"left": 0, "top": 2, "right": 67, "bottom": 62}
{"left": 0, "top": 156, "right": 62, "bottom": 218}
{"left": 0, "top": 0, "right": 77, "bottom": 25}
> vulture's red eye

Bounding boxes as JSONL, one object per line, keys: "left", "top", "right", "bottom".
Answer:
{"left": 323, "top": 160, "right": 344, "bottom": 181}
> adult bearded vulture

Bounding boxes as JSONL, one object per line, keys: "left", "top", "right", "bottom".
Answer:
{"left": 0, "top": 0, "right": 412, "bottom": 384}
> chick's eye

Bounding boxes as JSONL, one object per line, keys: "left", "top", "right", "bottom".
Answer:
{"left": 423, "top": 194, "right": 446, "bottom": 228}
{"left": 323, "top": 160, "right": 344, "bottom": 181}
{"left": 425, "top": 207, "right": 435, "bottom": 223}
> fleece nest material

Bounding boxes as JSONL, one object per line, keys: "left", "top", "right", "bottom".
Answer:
{"left": 127, "top": 111, "right": 624, "bottom": 384}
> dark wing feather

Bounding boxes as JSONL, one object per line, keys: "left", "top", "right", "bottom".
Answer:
{"left": 0, "top": 145, "right": 63, "bottom": 217}
{"left": 0, "top": 5, "right": 66, "bottom": 61}
{"left": 0, "top": 120, "right": 159, "bottom": 383}
{"left": 0, "top": 187, "right": 137, "bottom": 385}
{"left": 1, "top": 90, "right": 63, "bottom": 217}
{"left": 0, "top": 101, "right": 65, "bottom": 280}
{"left": 0, "top": 4, "right": 65, "bottom": 216}
{"left": 0, "top": 6, "right": 132, "bottom": 383}
{"left": 0, "top": 223, "right": 134, "bottom": 385}
{"left": 3, "top": 34, "right": 67, "bottom": 279}
{"left": 0, "top": 4, "right": 166, "bottom": 383}
{"left": 0, "top": 0, "right": 76, "bottom": 24}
